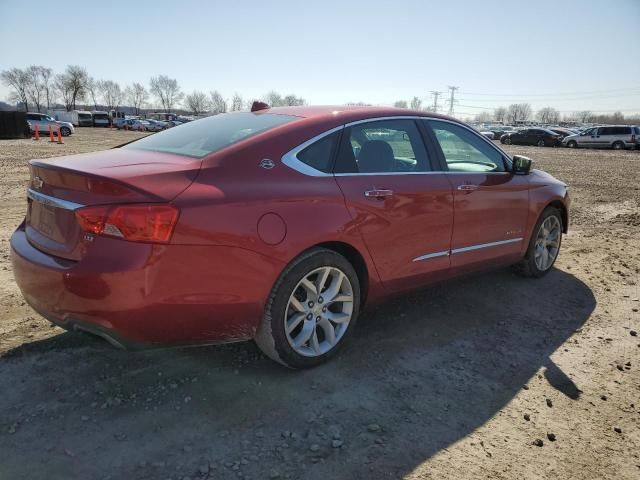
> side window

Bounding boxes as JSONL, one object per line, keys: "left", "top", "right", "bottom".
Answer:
{"left": 426, "top": 120, "right": 506, "bottom": 173}
{"left": 296, "top": 132, "right": 340, "bottom": 174}
{"left": 334, "top": 119, "right": 430, "bottom": 174}
{"left": 598, "top": 127, "right": 611, "bottom": 135}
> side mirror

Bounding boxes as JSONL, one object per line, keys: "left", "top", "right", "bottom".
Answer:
{"left": 512, "top": 155, "right": 532, "bottom": 175}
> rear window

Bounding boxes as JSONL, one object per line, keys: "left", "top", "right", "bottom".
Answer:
{"left": 125, "top": 112, "right": 298, "bottom": 158}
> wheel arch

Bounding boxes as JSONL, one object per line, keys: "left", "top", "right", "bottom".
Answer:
{"left": 302, "top": 241, "right": 370, "bottom": 307}
{"left": 546, "top": 200, "right": 568, "bottom": 233}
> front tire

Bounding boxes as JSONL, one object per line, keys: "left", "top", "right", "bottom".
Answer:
{"left": 255, "top": 248, "right": 360, "bottom": 369}
{"left": 537, "top": 139, "right": 545, "bottom": 147}
{"left": 566, "top": 140, "right": 577, "bottom": 148}
{"left": 516, "top": 207, "right": 563, "bottom": 278}
{"left": 504, "top": 136, "right": 512, "bottom": 145}
{"left": 60, "top": 127, "right": 71, "bottom": 137}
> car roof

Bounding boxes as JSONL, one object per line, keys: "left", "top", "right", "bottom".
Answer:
{"left": 264, "top": 105, "right": 455, "bottom": 124}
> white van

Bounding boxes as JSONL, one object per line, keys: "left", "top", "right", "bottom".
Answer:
{"left": 562, "top": 125, "right": 637, "bottom": 150}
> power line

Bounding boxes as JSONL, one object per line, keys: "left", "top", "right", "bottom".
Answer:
{"left": 447, "top": 86, "right": 459, "bottom": 116}
{"left": 430, "top": 91, "right": 443, "bottom": 113}
{"left": 459, "top": 87, "right": 640, "bottom": 97}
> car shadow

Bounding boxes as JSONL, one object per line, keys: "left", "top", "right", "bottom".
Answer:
{"left": 0, "top": 267, "right": 595, "bottom": 480}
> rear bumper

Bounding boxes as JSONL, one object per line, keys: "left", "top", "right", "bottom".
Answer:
{"left": 10, "top": 224, "right": 285, "bottom": 348}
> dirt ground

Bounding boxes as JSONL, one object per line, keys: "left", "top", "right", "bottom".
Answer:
{"left": 0, "top": 128, "right": 638, "bottom": 480}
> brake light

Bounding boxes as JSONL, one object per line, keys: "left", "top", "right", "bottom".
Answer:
{"left": 75, "top": 204, "right": 179, "bottom": 243}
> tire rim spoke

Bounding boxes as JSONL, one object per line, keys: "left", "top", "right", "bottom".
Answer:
{"left": 534, "top": 216, "right": 561, "bottom": 271}
{"left": 286, "top": 313, "right": 306, "bottom": 334}
{"left": 284, "top": 265, "right": 354, "bottom": 357}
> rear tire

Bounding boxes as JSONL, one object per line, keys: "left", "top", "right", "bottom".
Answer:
{"left": 255, "top": 248, "right": 360, "bottom": 369}
{"left": 515, "top": 207, "right": 563, "bottom": 278}
{"left": 612, "top": 141, "right": 624, "bottom": 150}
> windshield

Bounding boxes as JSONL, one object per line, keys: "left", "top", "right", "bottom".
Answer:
{"left": 124, "top": 112, "right": 298, "bottom": 158}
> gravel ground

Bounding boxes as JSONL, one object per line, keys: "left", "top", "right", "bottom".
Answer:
{"left": 0, "top": 128, "right": 638, "bottom": 479}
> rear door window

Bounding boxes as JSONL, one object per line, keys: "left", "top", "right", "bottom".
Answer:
{"left": 334, "top": 119, "right": 430, "bottom": 174}
{"left": 296, "top": 132, "right": 340, "bottom": 173}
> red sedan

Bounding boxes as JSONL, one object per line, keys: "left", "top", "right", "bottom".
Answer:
{"left": 10, "top": 105, "right": 569, "bottom": 368}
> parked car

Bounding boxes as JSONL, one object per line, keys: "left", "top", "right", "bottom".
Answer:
{"left": 26, "top": 112, "right": 74, "bottom": 136}
{"left": 91, "top": 111, "right": 110, "bottom": 127}
{"left": 163, "top": 120, "right": 183, "bottom": 129}
{"left": 561, "top": 125, "right": 637, "bottom": 150}
{"left": 500, "top": 128, "right": 562, "bottom": 147}
{"left": 76, "top": 111, "right": 93, "bottom": 127}
{"left": 117, "top": 119, "right": 151, "bottom": 131}
{"left": 10, "top": 106, "right": 569, "bottom": 368}
{"left": 489, "top": 126, "right": 517, "bottom": 139}
{"left": 143, "top": 119, "right": 167, "bottom": 132}
{"left": 634, "top": 126, "right": 640, "bottom": 149}
{"left": 548, "top": 127, "right": 577, "bottom": 139}
{"left": 480, "top": 130, "right": 495, "bottom": 140}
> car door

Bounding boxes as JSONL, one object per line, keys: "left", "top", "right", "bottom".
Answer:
{"left": 592, "top": 126, "right": 609, "bottom": 147}
{"left": 333, "top": 118, "right": 454, "bottom": 293}
{"left": 579, "top": 127, "right": 597, "bottom": 147}
{"left": 424, "top": 119, "right": 529, "bottom": 269}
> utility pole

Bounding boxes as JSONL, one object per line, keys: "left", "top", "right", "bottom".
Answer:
{"left": 430, "top": 91, "right": 442, "bottom": 113}
{"left": 447, "top": 86, "right": 459, "bottom": 116}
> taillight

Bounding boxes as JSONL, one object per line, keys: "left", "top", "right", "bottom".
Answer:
{"left": 75, "top": 204, "right": 179, "bottom": 243}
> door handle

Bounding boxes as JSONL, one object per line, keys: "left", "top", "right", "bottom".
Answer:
{"left": 457, "top": 184, "right": 479, "bottom": 191}
{"left": 364, "top": 189, "right": 393, "bottom": 199}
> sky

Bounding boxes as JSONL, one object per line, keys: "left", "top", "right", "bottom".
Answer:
{"left": 1, "top": 0, "right": 639, "bottom": 117}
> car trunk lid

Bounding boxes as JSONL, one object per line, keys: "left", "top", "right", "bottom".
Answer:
{"left": 26, "top": 148, "right": 202, "bottom": 261}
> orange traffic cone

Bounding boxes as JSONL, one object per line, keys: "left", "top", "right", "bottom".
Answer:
{"left": 33, "top": 124, "right": 39, "bottom": 141}
{"left": 57, "top": 125, "right": 63, "bottom": 144}
{"left": 49, "top": 125, "right": 55, "bottom": 143}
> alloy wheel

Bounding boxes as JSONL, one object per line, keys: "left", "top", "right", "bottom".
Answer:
{"left": 534, "top": 215, "right": 561, "bottom": 271}
{"left": 284, "top": 266, "right": 354, "bottom": 357}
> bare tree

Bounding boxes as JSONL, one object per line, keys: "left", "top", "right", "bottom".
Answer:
{"left": 37, "top": 66, "right": 54, "bottom": 109}
{"left": 1, "top": 67, "right": 30, "bottom": 111}
{"left": 185, "top": 90, "right": 209, "bottom": 115}
{"left": 493, "top": 106, "right": 507, "bottom": 123}
{"left": 124, "top": 83, "right": 148, "bottom": 115}
{"left": 63, "top": 65, "right": 89, "bottom": 111}
{"left": 410, "top": 96, "right": 422, "bottom": 110}
{"left": 507, "top": 103, "right": 532, "bottom": 123}
{"left": 149, "top": 75, "right": 183, "bottom": 113}
{"left": 209, "top": 90, "right": 227, "bottom": 114}
{"left": 474, "top": 111, "right": 493, "bottom": 123}
{"left": 231, "top": 93, "right": 243, "bottom": 111}
{"left": 536, "top": 107, "right": 559, "bottom": 124}
{"left": 264, "top": 90, "right": 283, "bottom": 107}
{"left": 86, "top": 77, "right": 99, "bottom": 109}
{"left": 98, "top": 80, "right": 122, "bottom": 110}
{"left": 393, "top": 100, "right": 408, "bottom": 109}
{"left": 577, "top": 110, "right": 593, "bottom": 123}
{"left": 25, "top": 66, "right": 47, "bottom": 112}
{"left": 283, "top": 94, "right": 305, "bottom": 106}
{"left": 54, "top": 74, "right": 73, "bottom": 111}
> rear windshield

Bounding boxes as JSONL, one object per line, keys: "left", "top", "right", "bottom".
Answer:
{"left": 124, "top": 112, "right": 298, "bottom": 158}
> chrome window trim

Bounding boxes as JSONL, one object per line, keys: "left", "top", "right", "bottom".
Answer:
{"left": 281, "top": 115, "right": 514, "bottom": 178}
{"left": 27, "top": 188, "right": 84, "bottom": 211}
{"left": 413, "top": 237, "right": 523, "bottom": 262}
{"left": 280, "top": 125, "right": 344, "bottom": 177}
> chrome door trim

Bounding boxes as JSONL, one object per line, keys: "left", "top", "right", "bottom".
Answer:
{"left": 27, "top": 188, "right": 84, "bottom": 211}
{"left": 413, "top": 237, "right": 523, "bottom": 262}
{"left": 412, "top": 250, "right": 450, "bottom": 262}
{"left": 280, "top": 125, "right": 344, "bottom": 177}
{"left": 451, "top": 237, "right": 523, "bottom": 254}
